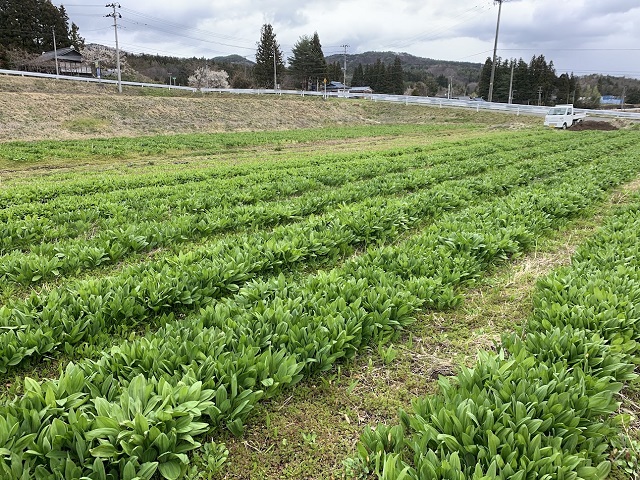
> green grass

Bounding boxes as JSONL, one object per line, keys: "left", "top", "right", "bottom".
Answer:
{"left": 0, "top": 124, "right": 475, "bottom": 165}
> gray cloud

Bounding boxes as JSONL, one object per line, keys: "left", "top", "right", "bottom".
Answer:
{"left": 59, "top": 0, "right": 640, "bottom": 77}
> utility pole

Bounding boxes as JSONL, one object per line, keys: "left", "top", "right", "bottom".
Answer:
{"left": 168, "top": 72, "right": 172, "bottom": 90}
{"left": 52, "top": 27, "right": 59, "bottom": 77}
{"left": 537, "top": 86, "right": 543, "bottom": 106}
{"left": 508, "top": 61, "right": 514, "bottom": 104}
{"left": 272, "top": 46, "right": 277, "bottom": 92}
{"left": 488, "top": 0, "right": 509, "bottom": 103}
{"left": 341, "top": 44, "right": 349, "bottom": 86}
{"left": 621, "top": 85, "right": 626, "bottom": 110}
{"left": 106, "top": 3, "right": 122, "bottom": 94}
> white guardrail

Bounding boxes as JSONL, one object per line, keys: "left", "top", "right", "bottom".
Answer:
{"left": 2, "top": 68, "right": 639, "bottom": 120}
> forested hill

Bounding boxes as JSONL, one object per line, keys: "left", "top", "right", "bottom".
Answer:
{"left": 326, "top": 51, "right": 482, "bottom": 81}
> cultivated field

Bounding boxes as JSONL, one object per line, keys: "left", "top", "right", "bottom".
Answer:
{"left": 0, "top": 80, "right": 639, "bottom": 479}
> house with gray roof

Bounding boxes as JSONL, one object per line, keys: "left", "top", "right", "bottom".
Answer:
{"left": 26, "top": 46, "right": 92, "bottom": 76}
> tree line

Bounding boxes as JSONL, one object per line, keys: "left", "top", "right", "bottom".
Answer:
{"left": 477, "top": 55, "right": 603, "bottom": 108}
{"left": 0, "top": 0, "right": 84, "bottom": 67}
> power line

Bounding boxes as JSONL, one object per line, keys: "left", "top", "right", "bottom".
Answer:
{"left": 118, "top": 18, "right": 255, "bottom": 51}
{"left": 119, "top": 7, "right": 255, "bottom": 45}
{"left": 389, "top": 3, "right": 490, "bottom": 49}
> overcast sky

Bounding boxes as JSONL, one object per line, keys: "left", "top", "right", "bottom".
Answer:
{"left": 58, "top": 0, "right": 640, "bottom": 78}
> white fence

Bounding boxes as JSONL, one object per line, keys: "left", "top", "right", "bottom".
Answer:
{"left": 2, "top": 68, "right": 639, "bottom": 121}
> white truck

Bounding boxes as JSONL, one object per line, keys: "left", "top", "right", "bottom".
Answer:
{"left": 544, "top": 104, "right": 586, "bottom": 129}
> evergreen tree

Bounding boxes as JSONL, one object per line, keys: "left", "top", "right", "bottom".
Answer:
{"left": 288, "top": 35, "right": 314, "bottom": 89}
{"left": 289, "top": 32, "right": 327, "bottom": 90}
{"left": 436, "top": 74, "right": 448, "bottom": 88}
{"left": 556, "top": 73, "right": 573, "bottom": 104}
{"left": 351, "top": 63, "right": 365, "bottom": 87}
{"left": 477, "top": 58, "right": 492, "bottom": 99}
{"left": 578, "top": 84, "right": 601, "bottom": 109}
{"left": 367, "top": 58, "right": 385, "bottom": 92}
{"left": 390, "top": 56, "right": 404, "bottom": 95}
{"left": 310, "top": 32, "right": 327, "bottom": 84}
{"left": 0, "top": 0, "right": 84, "bottom": 55}
{"left": 528, "top": 55, "right": 556, "bottom": 105}
{"left": 69, "top": 22, "right": 85, "bottom": 50}
{"left": 493, "top": 58, "right": 511, "bottom": 102}
{"left": 364, "top": 64, "right": 372, "bottom": 88}
{"left": 512, "top": 58, "right": 529, "bottom": 104}
{"left": 327, "top": 62, "right": 342, "bottom": 83}
{"left": 254, "top": 24, "right": 284, "bottom": 88}
{"left": 626, "top": 87, "right": 640, "bottom": 105}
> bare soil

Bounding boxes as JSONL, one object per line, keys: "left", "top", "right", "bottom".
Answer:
{"left": 570, "top": 120, "right": 619, "bottom": 131}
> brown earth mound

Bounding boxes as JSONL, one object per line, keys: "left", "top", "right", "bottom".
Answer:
{"left": 569, "top": 120, "right": 618, "bottom": 131}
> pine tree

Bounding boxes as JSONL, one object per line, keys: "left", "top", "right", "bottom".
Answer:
{"left": 351, "top": 63, "right": 364, "bottom": 87}
{"left": 493, "top": 58, "right": 510, "bottom": 102}
{"left": 512, "top": 58, "right": 529, "bottom": 104}
{"left": 0, "top": 0, "right": 84, "bottom": 56}
{"left": 477, "top": 58, "right": 492, "bottom": 99}
{"left": 310, "top": 32, "right": 327, "bottom": 84}
{"left": 369, "top": 58, "right": 385, "bottom": 92}
{"left": 69, "top": 23, "right": 85, "bottom": 50}
{"left": 390, "top": 56, "right": 404, "bottom": 95}
{"left": 363, "top": 64, "right": 373, "bottom": 89}
{"left": 327, "top": 62, "right": 342, "bottom": 83}
{"left": 288, "top": 35, "right": 314, "bottom": 89}
{"left": 289, "top": 32, "right": 327, "bottom": 90}
{"left": 254, "top": 24, "right": 284, "bottom": 88}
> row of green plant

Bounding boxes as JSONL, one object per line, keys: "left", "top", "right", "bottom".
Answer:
{"left": 1, "top": 122, "right": 492, "bottom": 211}
{"left": 0, "top": 129, "right": 556, "bottom": 228}
{"left": 0, "top": 131, "right": 531, "bottom": 259}
{"left": 1, "top": 142, "right": 638, "bottom": 479}
{"left": 0, "top": 133, "right": 596, "bottom": 288}
{"left": 0, "top": 146, "right": 572, "bottom": 372}
{"left": 351, "top": 191, "right": 640, "bottom": 478}
{"left": 0, "top": 124, "right": 467, "bottom": 164}
{"left": 0, "top": 133, "right": 523, "bottom": 251}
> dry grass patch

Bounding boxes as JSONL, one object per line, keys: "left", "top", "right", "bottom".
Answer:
{"left": 0, "top": 75, "right": 539, "bottom": 142}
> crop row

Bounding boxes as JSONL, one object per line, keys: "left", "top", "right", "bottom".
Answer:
{"left": 0, "top": 147, "right": 576, "bottom": 372}
{"left": 0, "top": 144, "right": 638, "bottom": 479}
{"left": 0, "top": 130, "right": 581, "bottom": 248}
{"left": 0, "top": 124, "right": 486, "bottom": 209}
{"left": 0, "top": 129, "right": 597, "bottom": 222}
{"left": 0, "top": 137, "right": 501, "bottom": 250}
{"left": 0, "top": 134, "right": 599, "bottom": 289}
{"left": 0, "top": 123, "right": 465, "bottom": 165}
{"left": 352, "top": 193, "right": 640, "bottom": 477}
{"left": 2, "top": 140, "right": 628, "bottom": 372}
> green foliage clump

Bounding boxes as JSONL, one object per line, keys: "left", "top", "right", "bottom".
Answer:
{"left": 353, "top": 191, "right": 640, "bottom": 479}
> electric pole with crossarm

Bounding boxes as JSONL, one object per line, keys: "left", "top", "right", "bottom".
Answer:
{"left": 341, "top": 44, "right": 349, "bottom": 86}
{"left": 106, "top": 3, "right": 123, "bottom": 93}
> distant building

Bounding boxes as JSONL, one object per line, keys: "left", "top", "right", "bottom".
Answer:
{"left": 601, "top": 95, "right": 623, "bottom": 105}
{"left": 24, "top": 46, "right": 92, "bottom": 76}
{"left": 325, "top": 81, "right": 348, "bottom": 92}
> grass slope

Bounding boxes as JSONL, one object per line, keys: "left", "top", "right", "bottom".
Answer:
{"left": 0, "top": 74, "right": 537, "bottom": 143}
